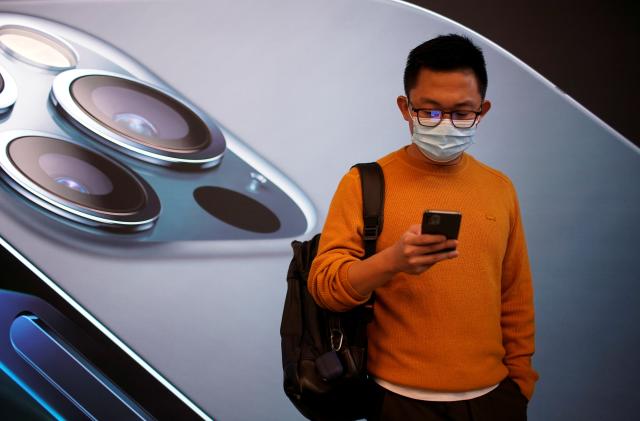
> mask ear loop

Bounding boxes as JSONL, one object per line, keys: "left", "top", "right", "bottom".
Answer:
{"left": 406, "top": 97, "right": 421, "bottom": 127}
{"left": 406, "top": 97, "right": 419, "bottom": 133}
{"left": 474, "top": 101, "right": 485, "bottom": 127}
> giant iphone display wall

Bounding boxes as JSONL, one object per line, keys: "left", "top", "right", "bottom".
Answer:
{"left": 0, "top": 1, "right": 637, "bottom": 420}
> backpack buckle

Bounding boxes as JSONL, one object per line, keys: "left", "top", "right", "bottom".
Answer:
{"left": 330, "top": 328, "right": 344, "bottom": 351}
{"left": 363, "top": 216, "right": 379, "bottom": 241}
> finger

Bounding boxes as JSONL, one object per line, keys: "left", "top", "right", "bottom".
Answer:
{"left": 407, "top": 224, "right": 422, "bottom": 235}
{"left": 410, "top": 249, "right": 458, "bottom": 266}
{"left": 411, "top": 239, "right": 458, "bottom": 255}
{"left": 409, "top": 233, "right": 449, "bottom": 246}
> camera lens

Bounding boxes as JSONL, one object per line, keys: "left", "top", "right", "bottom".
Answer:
{"left": 0, "top": 132, "right": 161, "bottom": 231}
{"left": 50, "top": 70, "right": 226, "bottom": 168}
{"left": 38, "top": 153, "right": 114, "bottom": 196}
{"left": 9, "top": 136, "right": 145, "bottom": 213}
{"left": 0, "top": 25, "right": 77, "bottom": 70}
{"left": 71, "top": 75, "right": 209, "bottom": 153}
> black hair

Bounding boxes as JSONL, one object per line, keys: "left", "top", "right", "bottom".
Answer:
{"left": 403, "top": 34, "right": 488, "bottom": 99}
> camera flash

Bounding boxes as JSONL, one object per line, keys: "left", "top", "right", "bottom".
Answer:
{"left": 0, "top": 25, "right": 77, "bottom": 70}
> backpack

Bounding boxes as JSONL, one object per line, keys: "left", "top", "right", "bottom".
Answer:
{"left": 280, "top": 162, "right": 384, "bottom": 421}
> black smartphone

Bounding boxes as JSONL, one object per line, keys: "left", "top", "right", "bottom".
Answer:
{"left": 421, "top": 210, "right": 462, "bottom": 253}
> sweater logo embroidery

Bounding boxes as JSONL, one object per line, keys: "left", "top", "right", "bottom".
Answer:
{"left": 485, "top": 213, "right": 497, "bottom": 221}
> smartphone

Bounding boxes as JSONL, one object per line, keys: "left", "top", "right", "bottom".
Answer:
{"left": 421, "top": 210, "right": 462, "bottom": 253}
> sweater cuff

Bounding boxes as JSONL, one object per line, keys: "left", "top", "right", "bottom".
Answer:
{"left": 339, "top": 260, "right": 372, "bottom": 305}
{"left": 508, "top": 366, "right": 538, "bottom": 401}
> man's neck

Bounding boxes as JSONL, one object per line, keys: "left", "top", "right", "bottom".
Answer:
{"left": 407, "top": 144, "right": 463, "bottom": 166}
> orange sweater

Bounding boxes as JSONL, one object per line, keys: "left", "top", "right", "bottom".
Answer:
{"left": 308, "top": 146, "right": 539, "bottom": 400}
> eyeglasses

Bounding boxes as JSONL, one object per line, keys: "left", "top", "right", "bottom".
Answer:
{"left": 408, "top": 102, "right": 482, "bottom": 129}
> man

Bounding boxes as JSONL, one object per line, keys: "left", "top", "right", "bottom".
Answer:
{"left": 308, "top": 34, "right": 538, "bottom": 420}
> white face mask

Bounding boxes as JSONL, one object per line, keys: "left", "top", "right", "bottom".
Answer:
{"left": 410, "top": 115, "right": 477, "bottom": 163}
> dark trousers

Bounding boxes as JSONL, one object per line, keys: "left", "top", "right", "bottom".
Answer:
{"left": 366, "top": 377, "right": 528, "bottom": 421}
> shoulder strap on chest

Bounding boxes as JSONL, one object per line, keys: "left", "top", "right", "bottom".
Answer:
{"left": 351, "top": 162, "right": 384, "bottom": 258}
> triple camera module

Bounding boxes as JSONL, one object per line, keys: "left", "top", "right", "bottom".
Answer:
{"left": 0, "top": 15, "right": 312, "bottom": 240}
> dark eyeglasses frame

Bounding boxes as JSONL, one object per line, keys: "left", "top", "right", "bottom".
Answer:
{"left": 408, "top": 101, "right": 483, "bottom": 129}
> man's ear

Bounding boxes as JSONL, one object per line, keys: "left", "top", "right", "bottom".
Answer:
{"left": 476, "top": 99, "right": 492, "bottom": 125}
{"left": 397, "top": 95, "right": 411, "bottom": 123}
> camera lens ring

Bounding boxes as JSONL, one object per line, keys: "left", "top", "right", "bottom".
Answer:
{"left": 51, "top": 69, "right": 226, "bottom": 169}
{"left": 0, "top": 64, "right": 17, "bottom": 113}
{"left": 0, "top": 130, "right": 161, "bottom": 232}
{"left": 0, "top": 24, "right": 78, "bottom": 71}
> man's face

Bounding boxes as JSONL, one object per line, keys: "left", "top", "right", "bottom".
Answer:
{"left": 397, "top": 67, "right": 491, "bottom": 132}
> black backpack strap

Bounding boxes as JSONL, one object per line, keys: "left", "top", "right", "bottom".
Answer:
{"left": 352, "top": 162, "right": 384, "bottom": 259}
{"left": 351, "top": 162, "right": 383, "bottom": 312}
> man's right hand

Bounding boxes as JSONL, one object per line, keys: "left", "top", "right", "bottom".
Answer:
{"left": 387, "top": 224, "right": 458, "bottom": 275}
{"left": 347, "top": 224, "right": 458, "bottom": 297}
